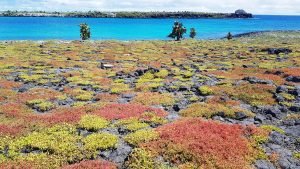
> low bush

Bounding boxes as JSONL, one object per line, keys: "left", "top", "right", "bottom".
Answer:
{"left": 83, "top": 133, "right": 118, "bottom": 158}
{"left": 124, "top": 129, "right": 158, "bottom": 146}
{"left": 78, "top": 115, "right": 110, "bottom": 131}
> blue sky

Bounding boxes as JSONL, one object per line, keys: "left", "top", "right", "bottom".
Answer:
{"left": 1, "top": 0, "right": 299, "bottom": 15}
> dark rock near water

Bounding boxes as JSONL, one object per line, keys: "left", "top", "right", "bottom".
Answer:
{"left": 233, "top": 9, "right": 253, "bottom": 18}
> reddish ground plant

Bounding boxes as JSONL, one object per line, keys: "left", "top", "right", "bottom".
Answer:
{"left": 0, "top": 162, "right": 35, "bottom": 169}
{"left": 17, "top": 88, "right": 62, "bottom": 103}
{"left": 0, "top": 79, "right": 22, "bottom": 89}
{"left": 31, "top": 107, "right": 86, "bottom": 125}
{"left": 143, "top": 118, "right": 262, "bottom": 169}
{"left": 0, "top": 102, "right": 32, "bottom": 118}
{"left": 95, "top": 93, "right": 119, "bottom": 102}
{"left": 280, "top": 67, "right": 300, "bottom": 77}
{"left": 0, "top": 124, "right": 24, "bottom": 136}
{"left": 61, "top": 160, "right": 117, "bottom": 169}
{"left": 92, "top": 103, "right": 167, "bottom": 120}
{"left": 212, "top": 82, "right": 276, "bottom": 106}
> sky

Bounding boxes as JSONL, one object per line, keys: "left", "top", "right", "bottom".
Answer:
{"left": 0, "top": 0, "right": 300, "bottom": 15}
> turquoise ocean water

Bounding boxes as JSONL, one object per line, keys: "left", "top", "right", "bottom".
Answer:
{"left": 0, "top": 15, "right": 299, "bottom": 40}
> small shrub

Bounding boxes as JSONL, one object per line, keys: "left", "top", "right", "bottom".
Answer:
{"left": 260, "top": 125, "right": 285, "bottom": 134}
{"left": 180, "top": 102, "right": 246, "bottom": 118}
{"left": 110, "top": 83, "right": 130, "bottom": 94}
{"left": 114, "top": 118, "right": 149, "bottom": 131}
{"left": 140, "top": 112, "right": 168, "bottom": 125}
{"left": 190, "top": 28, "right": 197, "bottom": 39}
{"left": 126, "top": 148, "right": 156, "bottom": 169}
{"left": 124, "top": 129, "right": 158, "bottom": 146}
{"left": 78, "top": 115, "right": 110, "bottom": 131}
{"left": 75, "top": 91, "right": 93, "bottom": 101}
{"left": 198, "top": 86, "right": 214, "bottom": 96}
{"left": 10, "top": 124, "right": 82, "bottom": 162}
{"left": 83, "top": 133, "right": 118, "bottom": 157}
{"left": 132, "top": 92, "right": 175, "bottom": 106}
{"left": 80, "top": 23, "right": 91, "bottom": 40}
{"left": 26, "top": 99, "right": 55, "bottom": 112}
{"left": 281, "top": 93, "right": 295, "bottom": 101}
{"left": 293, "top": 152, "right": 300, "bottom": 159}
{"left": 154, "top": 69, "right": 169, "bottom": 78}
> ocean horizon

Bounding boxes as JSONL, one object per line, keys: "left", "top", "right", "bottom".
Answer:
{"left": 0, "top": 15, "right": 300, "bottom": 40}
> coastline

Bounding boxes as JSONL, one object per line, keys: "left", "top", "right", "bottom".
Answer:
{"left": 1, "top": 30, "right": 299, "bottom": 43}
{"left": 0, "top": 11, "right": 253, "bottom": 19}
{"left": 232, "top": 30, "right": 300, "bottom": 38}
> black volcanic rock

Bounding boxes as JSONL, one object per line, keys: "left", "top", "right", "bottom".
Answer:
{"left": 232, "top": 9, "right": 253, "bottom": 18}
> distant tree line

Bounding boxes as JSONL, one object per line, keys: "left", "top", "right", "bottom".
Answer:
{"left": 0, "top": 10, "right": 252, "bottom": 18}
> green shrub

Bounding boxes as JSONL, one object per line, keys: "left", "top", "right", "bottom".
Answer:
{"left": 198, "top": 86, "right": 214, "bottom": 96}
{"left": 114, "top": 118, "right": 149, "bottom": 131}
{"left": 78, "top": 115, "right": 110, "bottom": 131}
{"left": 126, "top": 148, "right": 156, "bottom": 169}
{"left": 110, "top": 83, "right": 130, "bottom": 94}
{"left": 124, "top": 129, "right": 158, "bottom": 146}
{"left": 293, "top": 152, "right": 300, "bottom": 159}
{"left": 10, "top": 124, "right": 82, "bottom": 162}
{"left": 83, "top": 133, "right": 118, "bottom": 155}
{"left": 260, "top": 125, "right": 285, "bottom": 134}
{"left": 26, "top": 99, "right": 55, "bottom": 112}
{"left": 154, "top": 69, "right": 169, "bottom": 78}
{"left": 75, "top": 91, "right": 93, "bottom": 101}
{"left": 80, "top": 23, "right": 91, "bottom": 40}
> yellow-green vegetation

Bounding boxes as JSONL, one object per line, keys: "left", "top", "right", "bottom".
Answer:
{"left": 180, "top": 102, "right": 253, "bottom": 118}
{"left": 114, "top": 118, "right": 149, "bottom": 131}
{"left": 9, "top": 124, "right": 82, "bottom": 162}
{"left": 281, "top": 93, "right": 295, "bottom": 101}
{"left": 124, "top": 129, "right": 159, "bottom": 146}
{"left": 73, "top": 89, "right": 94, "bottom": 101}
{"left": 110, "top": 83, "right": 130, "bottom": 94}
{"left": 19, "top": 73, "right": 43, "bottom": 82}
{"left": 126, "top": 148, "right": 156, "bottom": 169}
{"left": 141, "top": 112, "right": 168, "bottom": 125}
{"left": 78, "top": 115, "right": 110, "bottom": 131}
{"left": 26, "top": 99, "right": 55, "bottom": 111}
{"left": 132, "top": 92, "right": 175, "bottom": 106}
{"left": 136, "top": 72, "right": 164, "bottom": 91}
{"left": 293, "top": 152, "right": 300, "bottom": 159}
{"left": 83, "top": 133, "right": 118, "bottom": 157}
{"left": 260, "top": 125, "right": 285, "bottom": 134}
{"left": 154, "top": 69, "right": 169, "bottom": 78}
{"left": 198, "top": 86, "right": 214, "bottom": 96}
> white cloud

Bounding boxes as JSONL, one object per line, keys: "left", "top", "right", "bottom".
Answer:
{"left": 1, "top": 0, "right": 300, "bottom": 15}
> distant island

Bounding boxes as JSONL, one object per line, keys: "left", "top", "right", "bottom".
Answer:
{"left": 0, "top": 10, "right": 252, "bottom": 18}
